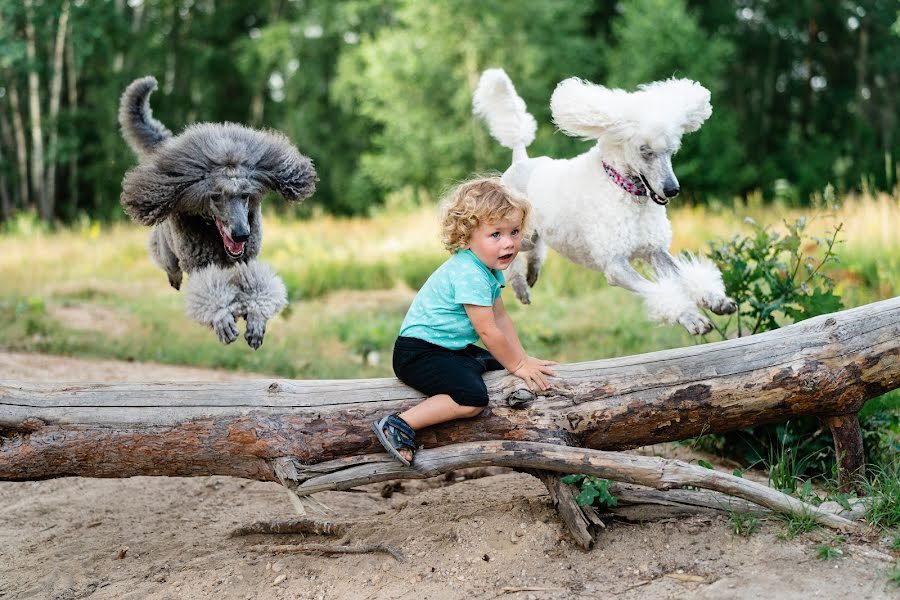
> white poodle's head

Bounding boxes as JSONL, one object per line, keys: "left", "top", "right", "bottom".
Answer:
{"left": 550, "top": 77, "right": 711, "bottom": 205}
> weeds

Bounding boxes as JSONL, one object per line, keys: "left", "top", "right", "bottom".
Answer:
{"left": 561, "top": 474, "right": 618, "bottom": 509}
{"left": 862, "top": 464, "right": 900, "bottom": 530}
{"left": 776, "top": 509, "right": 819, "bottom": 540}
{"left": 814, "top": 535, "right": 846, "bottom": 560}
{"left": 726, "top": 511, "right": 761, "bottom": 537}
{"left": 888, "top": 564, "right": 900, "bottom": 588}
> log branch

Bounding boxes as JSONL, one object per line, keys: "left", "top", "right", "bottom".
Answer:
{"left": 274, "top": 441, "right": 859, "bottom": 532}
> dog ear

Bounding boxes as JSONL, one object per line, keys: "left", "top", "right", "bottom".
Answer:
{"left": 120, "top": 163, "right": 185, "bottom": 225}
{"left": 550, "top": 78, "right": 628, "bottom": 139}
{"left": 640, "top": 78, "right": 712, "bottom": 134}
{"left": 255, "top": 132, "right": 317, "bottom": 203}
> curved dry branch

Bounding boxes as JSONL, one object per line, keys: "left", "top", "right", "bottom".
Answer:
{"left": 274, "top": 441, "right": 859, "bottom": 532}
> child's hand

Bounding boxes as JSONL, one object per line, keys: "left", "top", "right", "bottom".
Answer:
{"left": 512, "top": 356, "right": 557, "bottom": 391}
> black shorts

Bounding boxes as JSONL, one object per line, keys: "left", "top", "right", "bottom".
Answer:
{"left": 392, "top": 336, "right": 504, "bottom": 407}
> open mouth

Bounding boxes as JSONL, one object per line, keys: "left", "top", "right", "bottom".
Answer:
{"left": 639, "top": 175, "right": 669, "bottom": 206}
{"left": 498, "top": 253, "right": 514, "bottom": 262}
{"left": 215, "top": 218, "right": 246, "bottom": 258}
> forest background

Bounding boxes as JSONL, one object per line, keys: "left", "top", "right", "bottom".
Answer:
{"left": 0, "top": 0, "right": 898, "bottom": 221}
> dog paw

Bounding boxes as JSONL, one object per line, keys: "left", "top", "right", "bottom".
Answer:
{"left": 511, "top": 278, "right": 531, "bottom": 304}
{"left": 213, "top": 314, "right": 239, "bottom": 345}
{"left": 245, "top": 317, "right": 266, "bottom": 350}
{"left": 678, "top": 312, "right": 713, "bottom": 336}
{"left": 168, "top": 272, "right": 183, "bottom": 290}
{"left": 526, "top": 268, "right": 540, "bottom": 288}
{"left": 705, "top": 295, "right": 737, "bottom": 315}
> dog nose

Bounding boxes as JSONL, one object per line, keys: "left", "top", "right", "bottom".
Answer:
{"left": 663, "top": 185, "right": 680, "bottom": 198}
{"left": 231, "top": 228, "right": 250, "bottom": 243}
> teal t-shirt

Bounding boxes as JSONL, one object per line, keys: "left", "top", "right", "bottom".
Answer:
{"left": 399, "top": 249, "right": 505, "bottom": 350}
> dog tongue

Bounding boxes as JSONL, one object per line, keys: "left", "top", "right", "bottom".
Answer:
{"left": 215, "top": 219, "right": 246, "bottom": 256}
{"left": 224, "top": 236, "right": 245, "bottom": 255}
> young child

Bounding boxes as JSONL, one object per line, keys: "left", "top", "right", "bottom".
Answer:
{"left": 373, "top": 177, "right": 556, "bottom": 465}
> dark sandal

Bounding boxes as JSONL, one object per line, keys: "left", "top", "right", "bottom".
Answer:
{"left": 372, "top": 413, "right": 417, "bottom": 466}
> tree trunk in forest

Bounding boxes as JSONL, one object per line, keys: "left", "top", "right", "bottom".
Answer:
{"left": 65, "top": 34, "right": 78, "bottom": 211}
{"left": 0, "top": 97, "right": 12, "bottom": 217}
{"left": 45, "top": 1, "right": 70, "bottom": 215}
{"left": 7, "top": 84, "right": 30, "bottom": 210}
{"left": 24, "top": 0, "right": 47, "bottom": 220}
{"left": 2, "top": 297, "right": 898, "bottom": 487}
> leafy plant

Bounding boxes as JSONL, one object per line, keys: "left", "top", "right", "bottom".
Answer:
{"left": 706, "top": 216, "right": 843, "bottom": 339}
{"left": 561, "top": 474, "right": 619, "bottom": 509}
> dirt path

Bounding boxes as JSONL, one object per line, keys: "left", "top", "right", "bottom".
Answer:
{"left": 0, "top": 351, "right": 896, "bottom": 599}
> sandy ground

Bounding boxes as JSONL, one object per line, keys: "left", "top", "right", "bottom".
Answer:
{"left": 1, "top": 351, "right": 897, "bottom": 600}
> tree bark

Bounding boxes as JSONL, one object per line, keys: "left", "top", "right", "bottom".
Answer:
{"left": 24, "top": 0, "right": 46, "bottom": 220}
{"left": 44, "top": 0, "right": 70, "bottom": 215}
{"left": 6, "top": 82, "right": 30, "bottom": 210}
{"left": 65, "top": 32, "right": 78, "bottom": 211}
{"left": 0, "top": 99, "right": 12, "bottom": 218}
{"left": 2, "top": 297, "right": 898, "bottom": 484}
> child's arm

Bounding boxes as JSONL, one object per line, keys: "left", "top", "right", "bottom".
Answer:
{"left": 492, "top": 296, "right": 527, "bottom": 358}
{"left": 465, "top": 300, "right": 556, "bottom": 391}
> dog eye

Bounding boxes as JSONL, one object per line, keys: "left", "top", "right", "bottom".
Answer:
{"left": 210, "top": 192, "right": 222, "bottom": 201}
{"left": 640, "top": 147, "right": 655, "bottom": 159}
{"left": 241, "top": 193, "right": 250, "bottom": 201}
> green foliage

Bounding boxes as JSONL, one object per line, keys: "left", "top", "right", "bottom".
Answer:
{"left": 2, "top": 1, "right": 900, "bottom": 222}
{"left": 776, "top": 509, "right": 819, "bottom": 540}
{"left": 762, "top": 430, "right": 817, "bottom": 495}
{"left": 889, "top": 564, "right": 900, "bottom": 588}
{"left": 561, "top": 474, "right": 618, "bottom": 509}
{"left": 862, "top": 464, "right": 900, "bottom": 530}
{"left": 727, "top": 511, "right": 761, "bottom": 537}
{"left": 814, "top": 536, "right": 846, "bottom": 560}
{"left": 707, "top": 217, "right": 843, "bottom": 337}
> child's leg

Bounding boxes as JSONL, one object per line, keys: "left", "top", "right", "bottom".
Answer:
{"left": 375, "top": 338, "right": 492, "bottom": 464}
{"left": 398, "top": 394, "right": 482, "bottom": 431}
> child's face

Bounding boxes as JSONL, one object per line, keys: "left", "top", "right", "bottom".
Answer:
{"left": 465, "top": 211, "right": 524, "bottom": 271}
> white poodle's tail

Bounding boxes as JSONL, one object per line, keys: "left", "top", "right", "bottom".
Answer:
{"left": 473, "top": 69, "right": 536, "bottom": 164}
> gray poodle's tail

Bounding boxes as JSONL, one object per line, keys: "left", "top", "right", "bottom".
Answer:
{"left": 118, "top": 76, "right": 172, "bottom": 159}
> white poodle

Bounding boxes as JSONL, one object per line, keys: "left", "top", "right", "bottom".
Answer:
{"left": 473, "top": 69, "right": 736, "bottom": 335}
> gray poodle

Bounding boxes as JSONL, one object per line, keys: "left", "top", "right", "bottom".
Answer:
{"left": 118, "top": 76, "right": 316, "bottom": 348}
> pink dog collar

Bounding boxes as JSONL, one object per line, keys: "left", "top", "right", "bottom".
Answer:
{"left": 602, "top": 161, "right": 647, "bottom": 197}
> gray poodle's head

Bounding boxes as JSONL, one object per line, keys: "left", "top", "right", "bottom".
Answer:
{"left": 121, "top": 123, "right": 316, "bottom": 258}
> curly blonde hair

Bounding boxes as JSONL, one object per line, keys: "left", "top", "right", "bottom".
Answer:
{"left": 440, "top": 177, "right": 530, "bottom": 253}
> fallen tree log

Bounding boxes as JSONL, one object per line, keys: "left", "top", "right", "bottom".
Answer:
{"left": 2, "top": 297, "right": 898, "bottom": 488}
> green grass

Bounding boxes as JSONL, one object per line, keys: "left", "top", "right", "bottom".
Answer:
{"left": 862, "top": 464, "right": 900, "bottom": 530}
{"left": 889, "top": 564, "right": 900, "bottom": 588}
{"left": 726, "top": 510, "right": 762, "bottom": 537}
{"left": 814, "top": 537, "right": 846, "bottom": 560}
{"left": 777, "top": 509, "right": 820, "bottom": 540}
